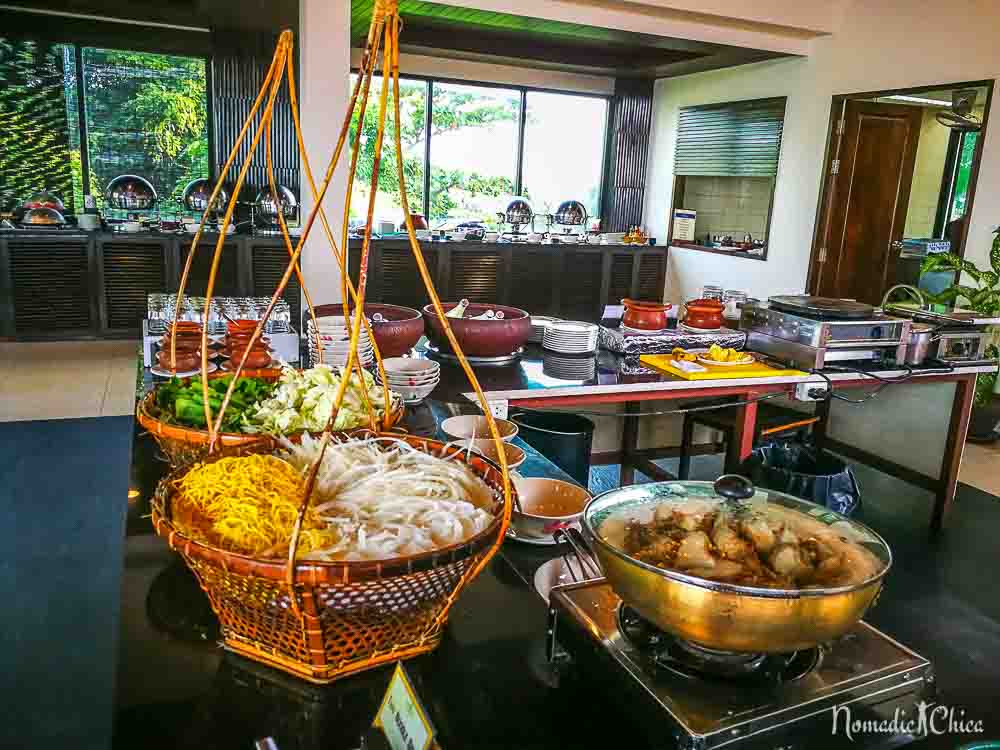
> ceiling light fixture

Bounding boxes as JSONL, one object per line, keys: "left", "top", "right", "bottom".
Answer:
{"left": 887, "top": 94, "right": 952, "bottom": 107}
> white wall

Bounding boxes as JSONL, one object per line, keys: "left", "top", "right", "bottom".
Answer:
{"left": 298, "top": 0, "right": 352, "bottom": 305}
{"left": 645, "top": 0, "right": 1000, "bottom": 303}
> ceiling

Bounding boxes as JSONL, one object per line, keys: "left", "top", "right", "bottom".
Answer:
{"left": 350, "top": 0, "right": 790, "bottom": 79}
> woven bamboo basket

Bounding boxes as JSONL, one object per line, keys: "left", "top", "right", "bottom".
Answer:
{"left": 137, "top": 371, "right": 404, "bottom": 467}
{"left": 151, "top": 434, "right": 513, "bottom": 682}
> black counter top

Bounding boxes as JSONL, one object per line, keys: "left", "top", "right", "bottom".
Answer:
{"left": 115, "top": 393, "right": 635, "bottom": 750}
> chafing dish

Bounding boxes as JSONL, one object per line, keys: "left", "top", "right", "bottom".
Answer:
{"left": 22, "top": 190, "right": 66, "bottom": 212}
{"left": 21, "top": 207, "right": 67, "bottom": 226}
{"left": 253, "top": 185, "right": 298, "bottom": 226}
{"left": 105, "top": 175, "right": 157, "bottom": 211}
{"left": 553, "top": 199, "right": 587, "bottom": 226}
{"left": 181, "top": 178, "right": 229, "bottom": 214}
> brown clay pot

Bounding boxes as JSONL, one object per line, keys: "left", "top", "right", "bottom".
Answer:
{"left": 422, "top": 303, "right": 531, "bottom": 357}
{"left": 683, "top": 298, "right": 726, "bottom": 329}
{"left": 156, "top": 350, "right": 200, "bottom": 371}
{"left": 621, "top": 298, "right": 672, "bottom": 331}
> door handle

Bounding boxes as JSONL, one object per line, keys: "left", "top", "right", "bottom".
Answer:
{"left": 890, "top": 240, "right": 904, "bottom": 251}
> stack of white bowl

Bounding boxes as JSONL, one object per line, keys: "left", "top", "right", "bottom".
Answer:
{"left": 306, "top": 316, "right": 374, "bottom": 367}
{"left": 542, "top": 320, "right": 600, "bottom": 354}
{"left": 376, "top": 357, "right": 440, "bottom": 404}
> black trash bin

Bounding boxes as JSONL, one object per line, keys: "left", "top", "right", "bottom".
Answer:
{"left": 740, "top": 440, "right": 862, "bottom": 516}
{"left": 509, "top": 410, "right": 594, "bottom": 487}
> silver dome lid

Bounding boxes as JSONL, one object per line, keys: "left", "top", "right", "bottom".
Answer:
{"left": 502, "top": 197, "right": 533, "bottom": 225}
{"left": 181, "top": 178, "right": 229, "bottom": 213}
{"left": 22, "top": 206, "right": 66, "bottom": 226}
{"left": 253, "top": 185, "right": 298, "bottom": 224}
{"left": 553, "top": 200, "right": 588, "bottom": 226}
{"left": 105, "top": 175, "right": 157, "bottom": 210}
{"left": 22, "top": 190, "right": 66, "bottom": 212}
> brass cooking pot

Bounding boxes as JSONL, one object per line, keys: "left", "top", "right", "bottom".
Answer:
{"left": 581, "top": 476, "right": 891, "bottom": 653}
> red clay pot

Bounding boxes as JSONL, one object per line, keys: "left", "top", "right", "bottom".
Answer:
{"left": 683, "top": 298, "right": 726, "bottom": 329}
{"left": 621, "top": 298, "right": 672, "bottom": 331}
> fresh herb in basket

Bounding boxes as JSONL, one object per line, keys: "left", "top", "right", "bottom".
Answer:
{"left": 156, "top": 375, "right": 275, "bottom": 432}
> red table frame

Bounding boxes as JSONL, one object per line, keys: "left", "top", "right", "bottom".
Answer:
{"left": 505, "top": 372, "right": 978, "bottom": 532}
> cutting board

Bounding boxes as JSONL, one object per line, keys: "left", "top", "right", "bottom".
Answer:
{"left": 640, "top": 354, "right": 805, "bottom": 380}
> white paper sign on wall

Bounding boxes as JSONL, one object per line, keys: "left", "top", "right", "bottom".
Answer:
{"left": 672, "top": 209, "right": 697, "bottom": 242}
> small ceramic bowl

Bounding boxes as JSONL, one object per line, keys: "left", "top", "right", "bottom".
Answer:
{"left": 441, "top": 415, "right": 518, "bottom": 442}
{"left": 511, "top": 477, "right": 592, "bottom": 541}
{"left": 463, "top": 439, "right": 526, "bottom": 469}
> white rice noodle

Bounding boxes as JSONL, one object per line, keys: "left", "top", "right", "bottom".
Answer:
{"left": 278, "top": 434, "right": 497, "bottom": 561}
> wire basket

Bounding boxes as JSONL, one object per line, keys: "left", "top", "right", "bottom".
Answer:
{"left": 151, "top": 435, "right": 513, "bottom": 682}
{"left": 137, "top": 372, "right": 404, "bottom": 467}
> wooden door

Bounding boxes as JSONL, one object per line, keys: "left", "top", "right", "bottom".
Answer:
{"left": 814, "top": 100, "right": 923, "bottom": 305}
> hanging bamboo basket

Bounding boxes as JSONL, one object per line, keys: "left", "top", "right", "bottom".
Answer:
{"left": 150, "top": 0, "right": 516, "bottom": 683}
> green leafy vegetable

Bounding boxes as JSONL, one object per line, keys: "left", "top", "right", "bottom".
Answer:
{"left": 155, "top": 375, "right": 276, "bottom": 432}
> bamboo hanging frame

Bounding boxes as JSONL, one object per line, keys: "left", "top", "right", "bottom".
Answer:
{"left": 157, "top": 0, "right": 515, "bottom": 679}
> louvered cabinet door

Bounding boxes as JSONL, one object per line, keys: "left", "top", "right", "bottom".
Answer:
{"left": 559, "top": 249, "right": 604, "bottom": 322}
{"left": 378, "top": 246, "right": 437, "bottom": 309}
{"left": 607, "top": 252, "right": 635, "bottom": 303}
{"left": 509, "top": 250, "right": 556, "bottom": 315}
{"left": 448, "top": 249, "right": 503, "bottom": 304}
{"left": 251, "top": 245, "right": 302, "bottom": 330}
{"left": 102, "top": 241, "right": 167, "bottom": 332}
{"left": 636, "top": 252, "right": 667, "bottom": 302}
{"left": 177, "top": 242, "right": 241, "bottom": 297}
{"left": 10, "top": 239, "right": 93, "bottom": 335}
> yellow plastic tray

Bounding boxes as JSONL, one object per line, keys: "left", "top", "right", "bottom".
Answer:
{"left": 639, "top": 354, "right": 806, "bottom": 380}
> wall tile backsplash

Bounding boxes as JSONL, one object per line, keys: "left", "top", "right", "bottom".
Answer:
{"left": 680, "top": 176, "right": 774, "bottom": 242}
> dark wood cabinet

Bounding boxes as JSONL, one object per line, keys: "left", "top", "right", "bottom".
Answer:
{"left": 346, "top": 239, "right": 668, "bottom": 323}
{"left": 0, "top": 234, "right": 668, "bottom": 339}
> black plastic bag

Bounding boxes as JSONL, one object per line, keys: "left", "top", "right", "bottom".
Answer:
{"left": 740, "top": 440, "right": 861, "bottom": 516}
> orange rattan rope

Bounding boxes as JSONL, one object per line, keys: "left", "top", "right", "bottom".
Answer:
{"left": 168, "top": 13, "right": 513, "bottom": 643}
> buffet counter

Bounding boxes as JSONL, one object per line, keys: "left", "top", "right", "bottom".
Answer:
{"left": 413, "top": 342, "right": 994, "bottom": 532}
{"left": 0, "top": 230, "right": 301, "bottom": 340}
{"left": 115, "top": 368, "right": 999, "bottom": 749}
{"left": 0, "top": 232, "right": 666, "bottom": 341}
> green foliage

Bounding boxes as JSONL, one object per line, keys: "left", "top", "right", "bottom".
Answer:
{"left": 921, "top": 243, "right": 1000, "bottom": 316}
{"left": 923, "top": 235, "right": 1000, "bottom": 404}
{"left": 0, "top": 38, "right": 77, "bottom": 212}
{"left": 82, "top": 48, "right": 208, "bottom": 213}
{"left": 348, "top": 78, "right": 519, "bottom": 223}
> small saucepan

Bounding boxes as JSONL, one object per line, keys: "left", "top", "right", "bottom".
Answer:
{"left": 903, "top": 323, "right": 941, "bottom": 365}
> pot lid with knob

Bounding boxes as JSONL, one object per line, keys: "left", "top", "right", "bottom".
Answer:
{"left": 105, "top": 175, "right": 157, "bottom": 211}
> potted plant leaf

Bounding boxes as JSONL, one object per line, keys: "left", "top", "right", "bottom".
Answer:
{"left": 921, "top": 229, "right": 1000, "bottom": 441}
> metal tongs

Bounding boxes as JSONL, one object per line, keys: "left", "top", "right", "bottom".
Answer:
{"left": 553, "top": 527, "right": 602, "bottom": 583}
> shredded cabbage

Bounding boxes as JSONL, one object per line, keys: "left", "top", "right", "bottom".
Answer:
{"left": 244, "top": 364, "right": 391, "bottom": 434}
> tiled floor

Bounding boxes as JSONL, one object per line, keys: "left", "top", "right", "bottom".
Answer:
{"left": 961, "top": 441, "right": 1000, "bottom": 496}
{"left": 0, "top": 341, "right": 139, "bottom": 422}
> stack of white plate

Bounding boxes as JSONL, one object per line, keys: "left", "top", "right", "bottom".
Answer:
{"left": 528, "top": 315, "right": 560, "bottom": 344}
{"left": 542, "top": 352, "right": 597, "bottom": 381}
{"left": 306, "top": 316, "right": 373, "bottom": 367}
{"left": 542, "top": 320, "right": 600, "bottom": 354}
{"left": 376, "top": 357, "right": 440, "bottom": 404}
